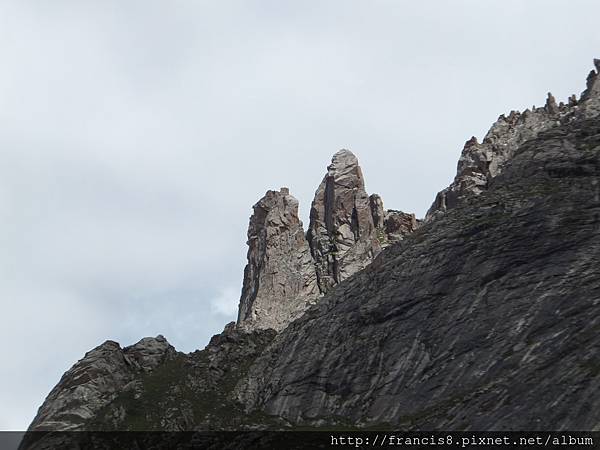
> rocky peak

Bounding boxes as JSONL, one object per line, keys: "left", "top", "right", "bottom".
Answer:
{"left": 369, "top": 194, "right": 385, "bottom": 229}
{"left": 370, "top": 194, "right": 419, "bottom": 247}
{"left": 382, "top": 210, "right": 420, "bottom": 245}
{"left": 426, "top": 58, "right": 600, "bottom": 221}
{"left": 307, "top": 149, "right": 381, "bottom": 293}
{"left": 236, "top": 187, "right": 319, "bottom": 332}
{"left": 236, "top": 151, "right": 418, "bottom": 331}
{"left": 580, "top": 58, "right": 600, "bottom": 117}
{"left": 123, "top": 335, "right": 176, "bottom": 372}
{"left": 22, "top": 57, "right": 600, "bottom": 439}
{"left": 27, "top": 336, "right": 176, "bottom": 432}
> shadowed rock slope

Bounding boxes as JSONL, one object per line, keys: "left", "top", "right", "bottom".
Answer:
{"left": 25, "top": 59, "right": 600, "bottom": 435}
{"left": 237, "top": 114, "right": 600, "bottom": 429}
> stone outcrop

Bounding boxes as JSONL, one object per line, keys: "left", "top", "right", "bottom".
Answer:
{"left": 27, "top": 336, "right": 175, "bottom": 432}
{"left": 237, "top": 111, "right": 600, "bottom": 430}
{"left": 382, "top": 210, "right": 419, "bottom": 245}
{"left": 370, "top": 194, "right": 419, "bottom": 247}
{"left": 26, "top": 57, "right": 600, "bottom": 442}
{"left": 20, "top": 326, "right": 278, "bottom": 450}
{"left": 307, "top": 149, "right": 382, "bottom": 293}
{"left": 426, "top": 59, "right": 600, "bottom": 220}
{"left": 236, "top": 188, "right": 319, "bottom": 332}
{"left": 237, "top": 153, "right": 416, "bottom": 331}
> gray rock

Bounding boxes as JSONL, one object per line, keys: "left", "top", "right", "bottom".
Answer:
{"left": 237, "top": 111, "right": 600, "bottom": 430}
{"left": 38, "top": 60, "right": 600, "bottom": 436}
{"left": 382, "top": 209, "right": 419, "bottom": 245}
{"left": 236, "top": 158, "right": 418, "bottom": 332}
{"left": 307, "top": 150, "right": 382, "bottom": 293}
{"left": 426, "top": 59, "right": 600, "bottom": 221}
{"left": 236, "top": 188, "right": 319, "bottom": 331}
{"left": 369, "top": 194, "right": 385, "bottom": 229}
{"left": 371, "top": 194, "right": 419, "bottom": 248}
{"left": 123, "top": 334, "right": 176, "bottom": 372}
{"left": 580, "top": 58, "right": 600, "bottom": 118}
{"left": 27, "top": 336, "right": 175, "bottom": 431}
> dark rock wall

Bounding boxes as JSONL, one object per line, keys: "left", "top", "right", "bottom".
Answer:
{"left": 237, "top": 114, "right": 600, "bottom": 430}
{"left": 25, "top": 58, "right": 600, "bottom": 434}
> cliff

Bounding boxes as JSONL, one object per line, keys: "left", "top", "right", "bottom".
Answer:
{"left": 23, "top": 59, "right": 600, "bottom": 437}
{"left": 426, "top": 59, "right": 600, "bottom": 221}
{"left": 237, "top": 150, "right": 416, "bottom": 331}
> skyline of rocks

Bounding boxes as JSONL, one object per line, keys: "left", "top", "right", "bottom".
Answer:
{"left": 22, "top": 58, "right": 600, "bottom": 438}
{"left": 236, "top": 149, "right": 418, "bottom": 331}
{"left": 426, "top": 58, "right": 600, "bottom": 220}
{"left": 236, "top": 58, "right": 600, "bottom": 332}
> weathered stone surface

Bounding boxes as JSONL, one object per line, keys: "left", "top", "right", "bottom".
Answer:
{"left": 237, "top": 113, "right": 600, "bottom": 430}
{"left": 27, "top": 59, "right": 600, "bottom": 437}
{"left": 307, "top": 150, "right": 382, "bottom": 293}
{"left": 236, "top": 159, "right": 417, "bottom": 332}
{"left": 236, "top": 188, "right": 319, "bottom": 331}
{"left": 382, "top": 210, "right": 419, "bottom": 245}
{"left": 370, "top": 194, "right": 419, "bottom": 248}
{"left": 27, "top": 336, "right": 176, "bottom": 432}
{"left": 21, "top": 326, "right": 279, "bottom": 450}
{"left": 84, "top": 323, "right": 279, "bottom": 432}
{"left": 427, "top": 59, "right": 600, "bottom": 221}
{"left": 369, "top": 194, "right": 385, "bottom": 229}
{"left": 580, "top": 59, "right": 600, "bottom": 118}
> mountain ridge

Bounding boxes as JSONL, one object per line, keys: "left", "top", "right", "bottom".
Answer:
{"left": 23, "top": 59, "right": 600, "bottom": 439}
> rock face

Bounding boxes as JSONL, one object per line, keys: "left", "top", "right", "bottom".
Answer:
{"left": 236, "top": 188, "right": 319, "bottom": 331}
{"left": 307, "top": 149, "right": 381, "bottom": 293}
{"left": 370, "top": 195, "right": 418, "bottom": 248}
{"left": 382, "top": 210, "right": 419, "bottom": 245}
{"left": 24, "top": 59, "right": 600, "bottom": 438}
{"left": 21, "top": 325, "right": 278, "bottom": 449}
{"left": 426, "top": 58, "right": 600, "bottom": 221}
{"left": 27, "top": 336, "right": 175, "bottom": 432}
{"left": 237, "top": 111, "right": 600, "bottom": 430}
{"left": 237, "top": 152, "right": 415, "bottom": 331}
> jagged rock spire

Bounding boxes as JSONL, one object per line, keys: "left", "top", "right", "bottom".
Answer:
{"left": 237, "top": 188, "right": 319, "bottom": 331}
{"left": 545, "top": 92, "right": 558, "bottom": 115}
{"left": 580, "top": 58, "right": 600, "bottom": 117}
{"left": 426, "top": 58, "right": 600, "bottom": 221}
{"left": 237, "top": 152, "right": 418, "bottom": 331}
{"left": 306, "top": 150, "right": 381, "bottom": 293}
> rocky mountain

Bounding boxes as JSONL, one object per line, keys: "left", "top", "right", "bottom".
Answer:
{"left": 236, "top": 188, "right": 319, "bottom": 332}
{"left": 27, "top": 336, "right": 177, "bottom": 431}
{"left": 23, "top": 59, "right": 600, "bottom": 438}
{"left": 427, "top": 59, "right": 600, "bottom": 221}
{"left": 237, "top": 150, "right": 417, "bottom": 331}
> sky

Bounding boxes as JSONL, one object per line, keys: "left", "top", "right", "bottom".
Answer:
{"left": 0, "top": 0, "right": 599, "bottom": 430}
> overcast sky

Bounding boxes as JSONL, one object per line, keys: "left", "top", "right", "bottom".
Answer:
{"left": 1, "top": 0, "right": 599, "bottom": 430}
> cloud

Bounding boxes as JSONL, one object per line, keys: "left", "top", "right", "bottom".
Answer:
{"left": 210, "top": 287, "right": 242, "bottom": 318}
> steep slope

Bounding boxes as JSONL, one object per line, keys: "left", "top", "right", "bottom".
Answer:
{"left": 27, "top": 336, "right": 176, "bottom": 431}
{"left": 237, "top": 113, "right": 600, "bottom": 429}
{"left": 24, "top": 59, "right": 600, "bottom": 435}
{"left": 27, "top": 325, "right": 278, "bottom": 433}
